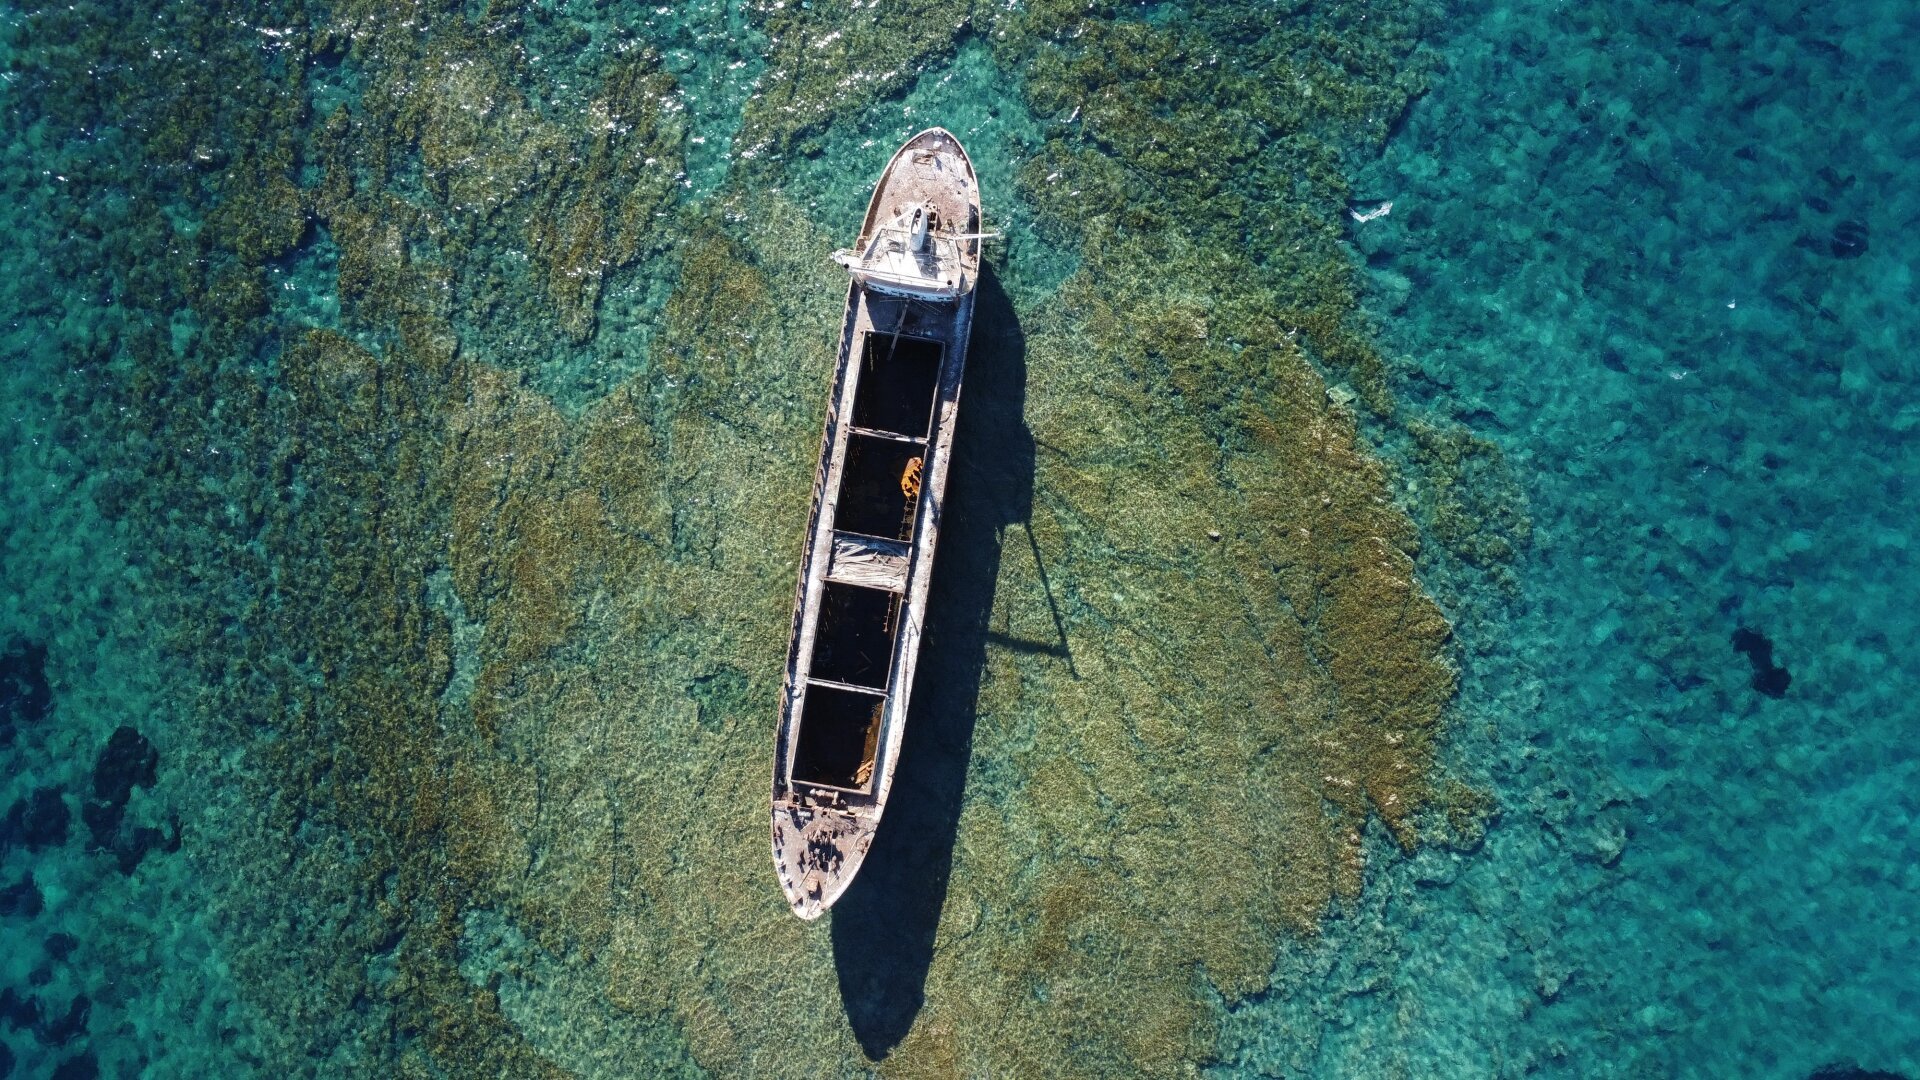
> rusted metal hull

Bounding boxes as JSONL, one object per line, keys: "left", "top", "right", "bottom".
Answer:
{"left": 772, "top": 129, "right": 982, "bottom": 920}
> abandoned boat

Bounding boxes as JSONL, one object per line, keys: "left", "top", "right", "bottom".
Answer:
{"left": 771, "top": 128, "right": 984, "bottom": 920}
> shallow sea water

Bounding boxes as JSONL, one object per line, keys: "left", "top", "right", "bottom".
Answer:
{"left": 0, "top": 0, "right": 1915, "bottom": 1077}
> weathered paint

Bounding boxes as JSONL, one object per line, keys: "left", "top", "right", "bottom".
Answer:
{"left": 771, "top": 128, "right": 982, "bottom": 920}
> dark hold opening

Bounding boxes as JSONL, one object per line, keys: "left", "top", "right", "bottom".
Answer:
{"left": 853, "top": 332, "right": 942, "bottom": 437}
{"left": 836, "top": 435, "right": 923, "bottom": 542}
{"left": 810, "top": 583, "right": 900, "bottom": 691}
{"left": 793, "top": 684, "right": 887, "bottom": 790}
{"left": 1732, "top": 627, "right": 1791, "bottom": 698}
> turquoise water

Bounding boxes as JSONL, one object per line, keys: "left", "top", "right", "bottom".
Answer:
{"left": 1220, "top": 2, "right": 1920, "bottom": 1076}
{"left": 1, "top": 0, "right": 1915, "bottom": 1077}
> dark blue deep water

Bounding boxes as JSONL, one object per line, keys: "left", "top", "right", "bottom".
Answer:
{"left": 0, "top": 0, "right": 1914, "bottom": 1076}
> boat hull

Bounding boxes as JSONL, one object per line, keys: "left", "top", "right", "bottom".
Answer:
{"left": 771, "top": 129, "right": 982, "bottom": 920}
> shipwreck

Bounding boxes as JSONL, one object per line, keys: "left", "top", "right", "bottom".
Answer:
{"left": 770, "top": 128, "right": 985, "bottom": 920}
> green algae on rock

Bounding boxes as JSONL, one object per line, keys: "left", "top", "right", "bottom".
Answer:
{"left": 731, "top": 0, "right": 965, "bottom": 167}
{"left": 317, "top": 0, "right": 691, "bottom": 368}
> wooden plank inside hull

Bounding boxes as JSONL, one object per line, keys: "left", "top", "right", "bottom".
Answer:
{"left": 826, "top": 533, "right": 911, "bottom": 593}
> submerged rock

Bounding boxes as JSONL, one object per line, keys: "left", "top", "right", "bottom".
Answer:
{"left": 0, "top": 987, "right": 37, "bottom": 1030}
{"left": 112, "top": 819, "right": 181, "bottom": 876}
{"left": 49, "top": 1052, "right": 97, "bottom": 1080}
{"left": 0, "top": 641, "right": 51, "bottom": 747}
{"left": 0, "top": 873, "right": 43, "bottom": 917}
{"left": 91, "top": 726, "right": 159, "bottom": 807}
{"left": 83, "top": 726, "right": 159, "bottom": 852}
{"left": 2, "top": 788, "right": 69, "bottom": 851}
{"left": 1732, "top": 627, "right": 1792, "bottom": 698}
{"left": 35, "top": 994, "right": 89, "bottom": 1047}
{"left": 1829, "top": 219, "right": 1869, "bottom": 258}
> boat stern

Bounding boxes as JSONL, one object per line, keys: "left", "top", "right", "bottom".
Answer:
{"left": 771, "top": 799, "right": 877, "bottom": 920}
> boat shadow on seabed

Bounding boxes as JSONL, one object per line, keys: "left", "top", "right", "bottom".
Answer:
{"left": 830, "top": 264, "right": 1042, "bottom": 1060}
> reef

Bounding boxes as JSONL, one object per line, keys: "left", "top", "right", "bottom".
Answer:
{"left": 1406, "top": 420, "right": 1534, "bottom": 583}
{"left": 0, "top": 874, "right": 43, "bottom": 918}
{"left": 732, "top": 0, "right": 962, "bottom": 167}
{"left": 1, "top": 788, "right": 69, "bottom": 853}
{"left": 35, "top": 995, "right": 89, "bottom": 1048}
{"left": 82, "top": 727, "right": 158, "bottom": 845}
{"left": 48, "top": 1053, "right": 97, "bottom": 1080}
{"left": 0, "top": 642, "right": 50, "bottom": 748}
{"left": 1732, "top": 627, "right": 1792, "bottom": 698}
{"left": 0, "top": 0, "right": 1513, "bottom": 1074}
{"left": 1827, "top": 220, "right": 1869, "bottom": 259}
{"left": 0, "top": 990, "right": 33, "bottom": 1031}
{"left": 311, "top": 0, "right": 689, "bottom": 357}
